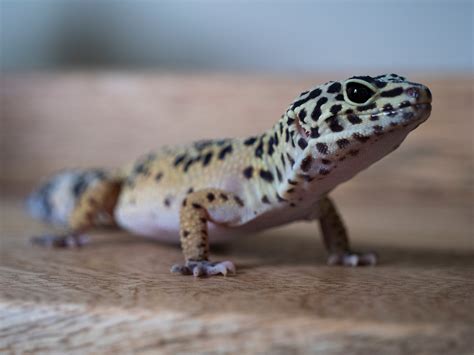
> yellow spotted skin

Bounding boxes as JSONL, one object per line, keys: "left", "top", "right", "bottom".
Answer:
{"left": 27, "top": 74, "right": 432, "bottom": 276}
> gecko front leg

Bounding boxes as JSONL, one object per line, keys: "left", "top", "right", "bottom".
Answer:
{"left": 171, "top": 188, "right": 246, "bottom": 277}
{"left": 319, "top": 197, "right": 377, "bottom": 266}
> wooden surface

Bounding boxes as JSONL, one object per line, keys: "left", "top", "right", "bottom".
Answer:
{"left": 1, "top": 73, "right": 473, "bottom": 354}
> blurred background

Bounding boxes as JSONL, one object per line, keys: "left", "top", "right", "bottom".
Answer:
{"left": 1, "top": 0, "right": 472, "bottom": 73}
{"left": 0, "top": 0, "right": 472, "bottom": 250}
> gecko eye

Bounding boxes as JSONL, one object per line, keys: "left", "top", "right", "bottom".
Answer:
{"left": 345, "top": 82, "right": 375, "bottom": 104}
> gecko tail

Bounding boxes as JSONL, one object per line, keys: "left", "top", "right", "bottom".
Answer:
{"left": 26, "top": 168, "right": 123, "bottom": 227}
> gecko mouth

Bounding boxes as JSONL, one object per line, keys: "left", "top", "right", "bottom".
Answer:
{"left": 297, "top": 103, "right": 432, "bottom": 140}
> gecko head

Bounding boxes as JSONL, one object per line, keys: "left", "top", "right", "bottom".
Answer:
{"left": 286, "top": 74, "right": 432, "bottom": 184}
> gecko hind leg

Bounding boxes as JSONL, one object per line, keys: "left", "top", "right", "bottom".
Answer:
{"left": 171, "top": 188, "right": 245, "bottom": 277}
{"left": 319, "top": 197, "right": 378, "bottom": 267}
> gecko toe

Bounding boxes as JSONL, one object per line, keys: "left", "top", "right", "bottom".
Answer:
{"left": 171, "top": 260, "right": 236, "bottom": 277}
{"left": 327, "top": 251, "right": 378, "bottom": 267}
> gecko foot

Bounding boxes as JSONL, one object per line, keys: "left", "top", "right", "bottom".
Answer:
{"left": 327, "top": 251, "right": 378, "bottom": 266}
{"left": 31, "top": 234, "right": 89, "bottom": 248}
{"left": 170, "top": 260, "right": 236, "bottom": 277}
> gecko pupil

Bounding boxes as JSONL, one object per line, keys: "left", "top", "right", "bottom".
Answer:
{"left": 346, "top": 82, "right": 374, "bottom": 104}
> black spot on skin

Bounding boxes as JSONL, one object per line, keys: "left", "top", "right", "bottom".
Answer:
{"left": 206, "top": 193, "right": 215, "bottom": 202}
{"left": 218, "top": 145, "right": 233, "bottom": 160}
{"left": 349, "top": 149, "right": 360, "bottom": 156}
{"left": 399, "top": 101, "right": 411, "bottom": 108}
{"left": 183, "top": 230, "right": 190, "bottom": 238}
{"left": 370, "top": 114, "right": 379, "bottom": 121}
{"left": 255, "top": 138, "right": 264, "bottom": 158}
{"left": 234, "top": 196, "right": 244, "bottom": 207}
{"left": 273, "top": 131, "right": 279, "bottom": 146}
{"left": 316, "top": 143, "right": 328, "bottom": 154}
{"left": 244, "top": 136, "right": 257, "bottom": 145}
{"left": 310, "top": 127, "right": 320, "bottom": 138}
{"left": 336, "top": 139, "right": 350, "bottom": 149}
{"left": 298, "top": 108, "right": 307, "bottom": 122}
{"left": 243, "top": 166, "right": 254, "bottom": 179}
{"left": 297, "top": 137, "right": 308, "bottom": 149}
{"left": 353, "top": 133, "right": 370, "bottom": 143}
{"left": 300, "top": 174, "right": 314, "bottom": 182}
{"left": 259, "top": 170, "right": 274, "bottom": 183}
{"left": 192, "top": 203, "right": 203, "bottom": 209}
{"left": 280, "top": 153, "right": 286, "bottom": 168}
{"left": 335, "top": 94, "right": 345, "bottom": 101}
{"left": 276, "top": 194, "right": 286, "bottom": 202}
{"left": 290, "top": 203, "right": 296, "bottom": 207}
{"left": 134, "top": 163, "right": 149, "bottom": 175}
{"left": 311, "top": 97, "right": 328, "bottom": 121}
{"left": 72, "top": 176, "right": 88, "bottom": 198}
{"left": 276, "top": 167, "right": 283, "bottom": 182}
{"left": 216, "top": 139, "right": 229, "bottom": 146}
{"left": 174, "top": 154, "right": 186, "bottom": 167}
{"left": 380, "top": 87, "right": 403, "bottom": 97}
{"left": 262, "top": 195, "right": 270, "bottom": 204}
{"left": 347, "top": 114, "right": 363, "bottom": 125}
{"left": 291, "top": 88, "right": 322, "bottom": 110}
{"left": 330, "top": 104, "right": 342, "bottom": 115}
{"left": 183, "top": 158, "right": 198, "bottom": 172}
{"left": 201, "top": 152, "right": 213, "bottom": 167}
{"left": 319, "top": 168, "right": 330, "bottom": 175}
{"left": 338, "top": 156, "right": 347, "bottom": 162}
{"left": 373, "top": 125, "right": 383, "bottom": 132}
{"left": 290, "top": 131, "right": 296, "bottom": 148}
{"left": 326, "top": 116, "right": 344, "bottom": 132}
{"left": 200, "top": 217, "right": 207, "bottom": 223}
{"left": 287, "top": 153, "right": 295, "bottom": 167}
{"left": 350, "top": 75, "right": 376, "bottom": 84}
{"left": 357, "top": 102, "right": 376, "bottom": 112}
{"left": 155, "top": 172, "right": 163, "bottom": 182}
{"left": 383, "top": 103, "right": 394, "bottom": 112}
{"left": 285, "top": 128, "right": 290, "bottom": 143}
{"left": 327, "top": 82, "right": 342, "bottom": 93}
{"left": 287, "top": 116, "right": 295, "bottom": 126}
{"left": 321, "top": 159, "right": 332, "bottom": 165}
{"left": 375, "top": 81, "right": 388, "bottom": 88}
{"left": 267, "top": 136, "right": 275, "bottom": 155}
{"left": 164, "top": 198, "right": 171, "bottom": 207}
{"left": 219, "top": 193, "right": 228, "bottom": 201}
{"left": 279, "top": 122, "right": 284, "bottom": 135}
{"left": 300, "top": 156, "right": 313, "bottom": 172}
{"left": 187, "top": 187, "right": 194, "bottom": 194}
{"left": 288, "top": 179, "right": 298, "bottom": 185}
{"left": 182, "top": 198, "right": 188, "bottom": 207}
{"left": 287, "top": 188, "right": 295, "bottom": 193}
{"left": 194, "top": 140, "right": 213, "bottom": 151}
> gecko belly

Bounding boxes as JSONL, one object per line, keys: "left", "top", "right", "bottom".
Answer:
{"left": 114, "top": 194, "right": 317, "bottom": 244}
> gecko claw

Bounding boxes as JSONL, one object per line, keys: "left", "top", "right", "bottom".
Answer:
{"left": 171, "top": 260, "right": 236, "bottom": 277}
{"left": 327, "top": 251, "right": 378, "bottom": 266}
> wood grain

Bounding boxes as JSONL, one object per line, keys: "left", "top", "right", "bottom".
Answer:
{"left": 0, "top": 73, "right": 473, "bottom": 354}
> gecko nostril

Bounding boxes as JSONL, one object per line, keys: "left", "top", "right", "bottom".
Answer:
{"left": 406, "top": 87, "right": 420, "bottom": 99}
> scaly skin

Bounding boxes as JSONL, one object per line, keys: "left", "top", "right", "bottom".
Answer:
{"left": 27, "top": 74, "right": 432, "bottom": 277}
